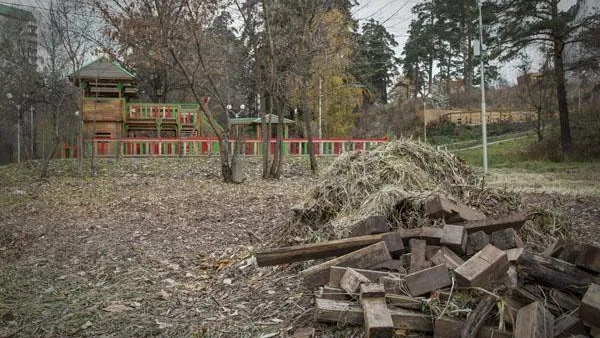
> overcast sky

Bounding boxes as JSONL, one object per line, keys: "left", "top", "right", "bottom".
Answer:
{"left": 4, "top": 0, "right": 579, "bottom": 82}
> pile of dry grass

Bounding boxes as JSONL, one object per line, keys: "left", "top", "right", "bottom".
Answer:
{"left": 288, "top": 139, "right": 522, "bottom": 241}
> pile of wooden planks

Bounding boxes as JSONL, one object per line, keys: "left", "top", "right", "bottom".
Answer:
{"left": 256, "top": 195, "right": 600, "bottom": 338}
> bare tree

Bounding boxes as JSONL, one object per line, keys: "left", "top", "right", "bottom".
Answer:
{"left": 517, "top": 53, "right": 554, "bottom": 142}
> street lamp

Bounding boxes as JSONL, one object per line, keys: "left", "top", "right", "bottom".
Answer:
{"left": 477, "top": 0, "right": 488, "bottom": 175}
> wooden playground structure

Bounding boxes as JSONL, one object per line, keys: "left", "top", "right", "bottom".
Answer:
{"left": 65, "top": 56, "right": 386, "bottom": 158}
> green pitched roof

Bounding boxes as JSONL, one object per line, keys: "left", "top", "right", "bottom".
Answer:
{"left": 69, "top": 56, "right": 136, "bottom": 80}
{"left": 0, "top": 4, "right": 35, "bottom": 21}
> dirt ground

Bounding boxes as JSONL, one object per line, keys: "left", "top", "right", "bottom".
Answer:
{"left": 1, "top": 157, "right": 599, "bottom": 338}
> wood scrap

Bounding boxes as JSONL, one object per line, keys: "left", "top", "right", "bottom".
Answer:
{"left": 318, "top": 286, "right": 351, "bottom": 300}
{"left": 301, "top": 241, "right": 391, "bottom": 286}
{"left": 329, "top": 267, "right": 395, "bottom": 288}
{"left": 581, "top": 284, "right": 600, "bottom": 327}
{"left": 490, "top": 228, "right": 524, "bottom": 250}
{"left": 379, "top": 276, "right": 405, "bottom": 295}
{"left": 505, "top": 247, "right": 524, "bottom": 262}
{"left": 575, "top": 244, "right": 600, "bottom": 273}
{"left": 459, "top": 294, "right": 496, "bottom": 338}
{"left": 430, "top": 246, "right": 465, "bottom": 269}
{"left": 409, "top": 239, "right": 430, "bottom": 273}
{"left": 455, "top": 244, "right": 509, "bottom": 287}
{"left": 466, "top": 231, "right": 489, "bottom": 256}
{"left": 340, "top": 268, "right": 371, "bottom": 295}
{"left": 433, "top": 317, "right": 513, "bottom": 338}
{"left": 424, "top": 194, "right": 486, "bottom": 223}
{"left": 515, "top": 301, "right": 554, "bottom": 338}
{"left": 440, "top": 224, "right": 468, "bottom": 255}
{"left": 457, "top": 213, "right": 528, "bottom": 234}
{"left": 405, "top": 264, "right": 451, "bottom": 297}
{"left": 350, "top": 215, "right": 389, "bottom": 237}
{"left": 554, "top": 314, "right": 587, "bottom": 338}
{"left": 359, "top": 283, "right": 386, "bottom": 300}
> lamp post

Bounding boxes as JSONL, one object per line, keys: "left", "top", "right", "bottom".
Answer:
{"left": 7, "top": 93, "right": 20, "bottom": 163}
{"left": 477, "top": 0, "right": 488, "bottom": 174}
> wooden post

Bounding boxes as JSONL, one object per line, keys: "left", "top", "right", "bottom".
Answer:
{"left": 455, "top": 244, "right": 508, "bottom": 287}
{"left": 515, "top": 301, "right": 554, "bottom": 338}
{"left": 581, "top": 284, "right": 600, "bottom": 327}
{"left": 360, "top": 283, "right": 394, "bottom": 338}
{"left": 405, "top": 264, "right": 451, "bottom": 297}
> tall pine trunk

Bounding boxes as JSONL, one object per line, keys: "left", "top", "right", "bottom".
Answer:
{"left": 552, "top": 39, "right": 572, "bottom": 154}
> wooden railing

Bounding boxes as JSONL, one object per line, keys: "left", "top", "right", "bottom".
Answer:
{"left": 78, "top": 138, "right": 387, "bottom": 158}
{"left": 125, "top": 103, "right": 199, "bottom": 124}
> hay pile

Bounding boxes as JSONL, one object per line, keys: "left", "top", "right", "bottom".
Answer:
{"left": 289, "top": 139, "right": 521, "bottom": 241}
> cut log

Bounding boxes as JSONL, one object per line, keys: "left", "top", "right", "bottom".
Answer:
{"left": 329, "top": 267, "right": 395, "bottom": 288}
{"left": 405, "top": 264, "right": 451, "bottom": 297}
{"left": 505, "top": 248, "right": 524, "bottom": 262}
{"left": 440, "top": 224, "right": 468, "bottom": 255}
{"left": 581, "top": 284, "right": 600, "bottom": 327}
{"left": 379, "top": 276, "right": 405, "bottom": 295}
{"left": 301, "top": 241, "right": 391, "bottom": 286}
{"left": 409, "top": 239, "right": 430, "bottom": 273}
{"left": 490, "top": 228, "right": 524, "bottom": 250}
{"left": 433, "top": 317, "right": 513, "bottom": 338}
{"left": 256, "top": 232, "right": 402, "bottom": 266}
{"left": 515, "top": 301, "right": 554, "bottom": 338}
{"left": 424, "top": 194, "right": 486, "bottom": 223}
{"left": 455, "top": 244, "right": 508, "bottom": 287}
{"left": 430, "top": 246, "right": 465, "bottom": 269}
{"left": 457, "top": 213, "right": 528, "bottom": 234}
{"left": 340, "top": 268, "right": 371, "bottom": 295}
{"left": 360, "top": 286, "right": 394, "bottom": 338}
{"left": 315, "top": 299, "right": 434, "bottom": 332}
{"left": 350, "top": 215, "right": 389, "bottom": 237}
{"left": 575, "top": 244, "right": 600, "bottom": 273}
{"left": 517, "top": 251, "right": 600, "bottom": 294}
{"left": 426, "top": 245, "right": 442, "bottom": 260}
{"left": 319, "top": 286, "right": 351, "bottom": 300}
{"left": 466, "top": 231, "right": 489, "bottom": 256}
{"left": 554, "top": 314, "right": 587, "bottom": 338}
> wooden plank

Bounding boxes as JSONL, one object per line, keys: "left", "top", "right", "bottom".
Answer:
{"left": 329, "top": 267, "right": 395, "bottom": 288}
{"left": 430, "top": 246, "right": 464, "bottom": 269}
{"left": 505, "top": 247, "right": 524, "bottom": 262}
{"left": 440, "top": 224, "right": 467, "bottom": 255}
{"left": 256, "top": 233, "right": 389, "bottom": 266}
{"left": 380, "top": 232, "right": 406, "bottom": 257}
{"left": 350, "top": 215, "right": 389, "bottom": 237}
{"left": 490, "top": 228, "right": 524, "bottom": 250}
{"left": 371, "top": 259, "right": 407, "bottom": 272}
{"left": 424, "top": 194, "right": 486, "bottom": 223}
{"left": 360, "top": 283, "right": 386, "bottom": 299}
{"left": 360, "top": 296, "right": 394, "bottom": 338}
{"left": 318, "top": 286, "right": 351, "bottom": 300}
{"left": 456, "top": 213, "right": 528, "bottom": 234}
{"left": 460, "top": 295, "right": 496, "bottom": 338}
{"left": 302, "top": 242, "right": 392, "bottom": 286}
{"left": 340, "top": 268, "right": 370, "bottom": 295}
{"left": 433, "top": 317, "right": 513, "bottom": 338}
{"left": 581, "top": 284, "right": 600, "bottom": 327}
{"left": 409, "top": 239, "right": 430, "bottom": 273}
{"left": 455, "top": 244, "right": 509, "bottom": 287}
{"left": 554, "top": 314, "right": 587, "bottom": 338}
{"left": 575, "top": 244, "right": 600, "bottom": 273}
{"left": 385, "top": 294, "right": 424, "bottom": 310}
{"left": 466, "top": 231, "right": 489, "bottom": 256}
{"left": 517, "top": 250, "right": 600, "bottom": 294}
{"left": 515, "top": 301, "right": 554, "bottom": 338}
{"left": 399, "top": 227, "right": 444, "bottom": 245}
{"left": 549, "top": 289, "right": 580, "bottom": 312}
{"left": 314, "top": 298, "right": 433, "bottom": 332}
{"left": 405, "top": 264, "right": 451, "bottom": 297}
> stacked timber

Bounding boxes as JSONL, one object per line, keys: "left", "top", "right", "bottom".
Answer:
{"left": 256, "top": 195, "right": 600, "bottom": 338}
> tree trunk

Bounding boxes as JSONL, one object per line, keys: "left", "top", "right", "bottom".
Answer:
{"left": 553, "top": 39, "right": 573, "bottom": 154}
{"left": 304, "top": 105, "right": 318, "bottom": 174}
{"left": 270, "top": 97, "right": 285, "bottom": 179}
{"left": 536, "top": 107, "right": 543, "bottom": 142}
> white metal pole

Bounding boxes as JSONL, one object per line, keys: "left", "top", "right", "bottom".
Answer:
{"left": 423, "top": 98, "right": 427, "bottom": 142}
{"left": 478, "top": 0, "right": 488, "bottom": 174}
{"left": 318, "top": 77, "right": 323, "bottom": 139}
{"left": 17, "top": 118, "right": 21, "bottom": 164}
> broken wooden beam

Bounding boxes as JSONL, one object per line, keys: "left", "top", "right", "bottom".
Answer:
{"left": 360, "top": 283, "right": 386, "bottom": 300}
{"left": 490, "top": 228, "right": 524, "bottom": 250}
{"left": 302, "top": 241, "right": 391, "bottom": 286}
{"left": 424, "top": 194, "right": 486, "bottom": 223}
{"left": 398, "top": 227, "right": 444, "bottom": 245}
{"left": 318, "top": 286, "right": 351, "bottom": 300}
{"left": 371, "top": 259, "right": 406, "bottom": 272}
{"left": 456, "top": 213, "right": 528, "bottom": 234}
{"left": 460, "top": 294, "right": 496, "bottom": 338}
{"left": 350, "top": 215, "right": 389, "bottom": 237}
{"left": 440, "top": 224, "right": 467, "bottom": 255}
{"left": 340, "top": 268, "right": 371, "bottom": 296}
{"left": 505, "top": 247, "right": 524, "bottom": 262}
{"left": 517, "top": 250, "right": 600, "bottom": 294}
{"left": 409, "top": 239, "right": 430, "bottom": 273}
{"left": 581, "top": 284, "right": 600, "bottom": 327}
{"left": 549, "top": 289, "right": 580, "bottom": 313}
{"left": 405, "top": 264, "right": 451, "bottom": 297}
{"left": 430, "top": 246, "right": 464, "bottom": 269}
{"left": 433, "top": 317, "right": 513, "bottom": 338}
{"left": 515, "top": 301, "right": 554, "bottom": 338}
{"left": 379, "top": 276, "right": 405, "bottom": 295}
{"left": 455, "top": 244, "right": 509, "bottom": 287}
{"left": 314, "top": 298, "right": 433, "bottom": 332}
{"left": 329, "top": 267, "right": 396, "bottom": 288}
{"left": 575, "top": 244, "right": 600, "bottom": 273}
{"left": 466, "top": 231, "right": 489, "bottom": 256}
{"left": 256, "top": 232, "right": 403, "bottom": 266}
